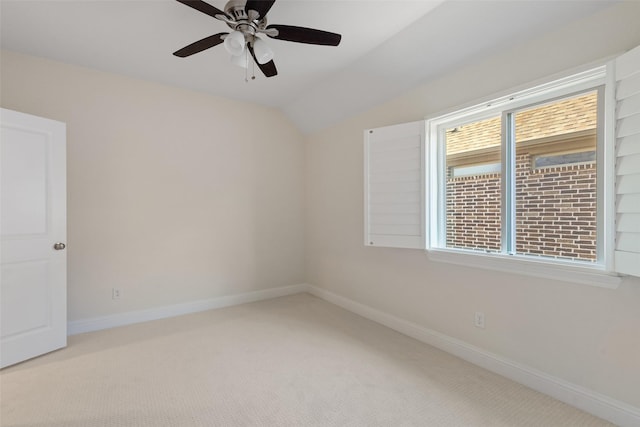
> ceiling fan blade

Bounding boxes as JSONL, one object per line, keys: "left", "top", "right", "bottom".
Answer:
{"left": 176, "top": 0, "right": 225, "bottom": 19}
{"left": 265, "top": 25, "right": 341, "bottom": 46}
{"left": 248, "top": 45, "right": 278, "bottom": 78}
{"left": 245, "top": 0, "right": 276, "bottom": 19}
{"left": 173, "top": 33, "right": 227, "bottom": 57}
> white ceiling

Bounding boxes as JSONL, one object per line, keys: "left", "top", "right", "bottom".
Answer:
{"left": 0, "top": 0, "right": 617, "bottom": 133}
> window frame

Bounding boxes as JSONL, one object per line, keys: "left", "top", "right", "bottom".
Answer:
{"left": 425, "top": 66, "right": 621, "bottom": 288}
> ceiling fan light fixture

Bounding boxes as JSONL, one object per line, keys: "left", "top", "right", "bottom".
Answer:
{"left": 252, "top": 37, "right": 274, "bottom": 65}
{"left": 224, "top": 30, "right": 246, "bottom": 56}
{"left": 231, "top": 52, "right": 248, "bottom": 69}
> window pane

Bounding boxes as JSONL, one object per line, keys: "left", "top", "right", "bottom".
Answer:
{"left": 514, "top": 91, "right": 598, "bottom": 262}
{"left": 445, "top": 115, "right": 502, "bottom": 252}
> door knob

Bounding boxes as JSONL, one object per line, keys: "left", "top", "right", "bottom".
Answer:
{"left": 53, "top": 242, "right": 66, "bottom": 250}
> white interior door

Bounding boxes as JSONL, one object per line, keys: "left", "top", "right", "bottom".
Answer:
{"left": 1, "top": 108, "right": 67, "bottom": 368}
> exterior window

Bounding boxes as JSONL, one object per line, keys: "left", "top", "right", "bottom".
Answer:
{"left": 450, "top": 163, "right": 501, "bottom": 178}
{"left": 429, "top": 68, "right": 607, "bottom": 269}
{"left": 533, "top": 151, "right": 596, "bottom": 169}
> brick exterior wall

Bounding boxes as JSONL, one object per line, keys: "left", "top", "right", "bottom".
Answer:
{"left": 446, "top": 171, "right": 502, "bottom": 251}
{"left": 446, "top": 154, "right": 597, "bottom": 262}
{"left": 515, "top": 154, "right": 596, "bottom": 261}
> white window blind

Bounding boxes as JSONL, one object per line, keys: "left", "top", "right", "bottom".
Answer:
{"left": 364, "top": 121, "right": 425, "bottom": 249}
{"left": 614, "top": 45, "right": 640, "bottom": 277}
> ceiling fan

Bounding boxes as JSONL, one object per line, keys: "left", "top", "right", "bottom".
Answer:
{"left": 173, "top": 0, "right": 342, "bottom": 78}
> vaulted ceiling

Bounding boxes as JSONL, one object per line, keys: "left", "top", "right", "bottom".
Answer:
{"left": 0, "top": 0, "right": 617, "bottom": 133}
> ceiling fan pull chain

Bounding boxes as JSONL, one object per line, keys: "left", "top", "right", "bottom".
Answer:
{"left": 244, "top": 48, "right": 249, "bottom": 82}
{"left": 252, "top": 59, "right": 256, "bottom": 80}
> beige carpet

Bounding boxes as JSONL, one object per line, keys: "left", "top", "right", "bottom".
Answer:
{"left": 0, "top": 293, "right": 612, "bottom": 426}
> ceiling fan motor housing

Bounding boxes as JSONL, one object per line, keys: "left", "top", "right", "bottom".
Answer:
{"left": 224, "top": 0, "right": 248, "bottom": 20}
{"left": 224, "top": 0, "right": 267, "bottom": 35}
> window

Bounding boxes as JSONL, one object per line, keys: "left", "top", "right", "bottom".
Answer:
{"left": 532, "top": 151, "right": 596, "bottom": 169}
{"left": 364, "top": 45, "right": 640, "bottom": 286}
{"left": 429, "top": 70, "right": 608, "bottom": 271}
{"left": 434, "top": 89, "right": 602, "bottom": 263}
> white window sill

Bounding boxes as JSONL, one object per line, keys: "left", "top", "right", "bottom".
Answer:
{"left": 427, "top": 249, "right": 621, "bottom": 289}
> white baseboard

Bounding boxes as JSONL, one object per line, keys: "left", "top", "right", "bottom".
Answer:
{"left": 67, "top": 283, "right": 308, "bottom": 335}
{"left": 306, "top": 285, "right": 640, "bottom": 427}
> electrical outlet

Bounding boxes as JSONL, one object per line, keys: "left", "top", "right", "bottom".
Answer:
{"left": 112, "top": 288, "right": 121, "bottom": 300}
{"left": 474, "top": 311, "right": 485, "bottom": 329}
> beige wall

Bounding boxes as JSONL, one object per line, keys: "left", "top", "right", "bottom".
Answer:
{"left": 1, "top": 50, "right": 305, "bottom": 321}
{"left": 305, "top": 2, "right": 640, "bottom": 408}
